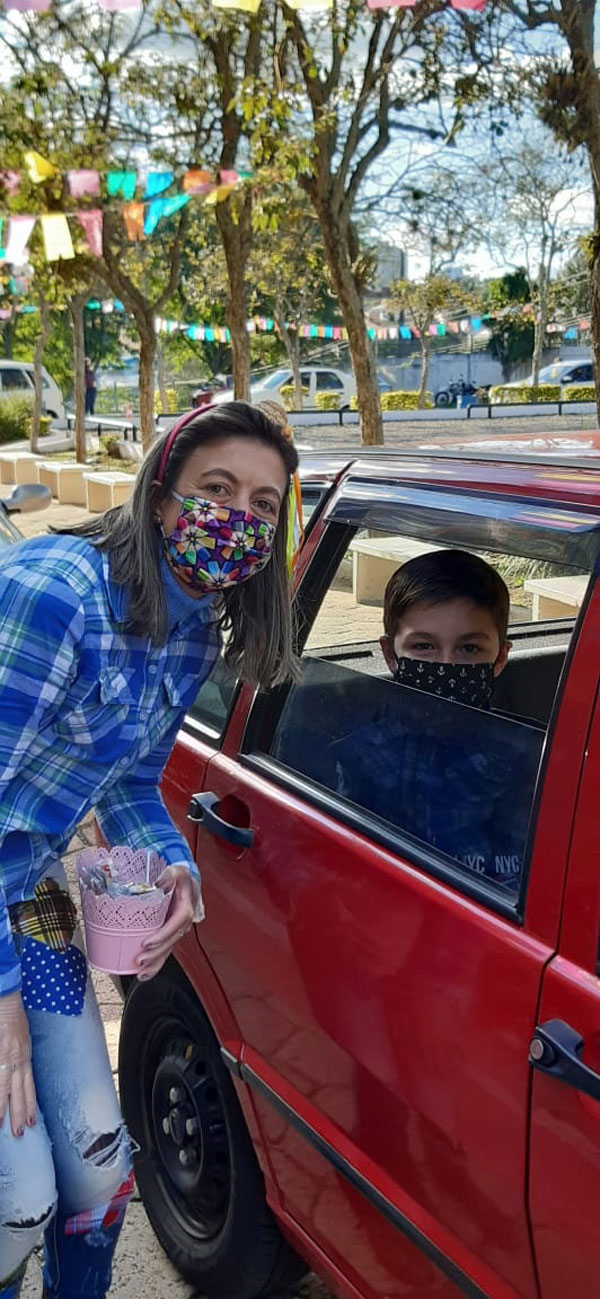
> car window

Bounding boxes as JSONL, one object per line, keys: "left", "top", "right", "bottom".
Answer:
{"left": 300, "top": 371, "right": 312, "bottom": 387}
{"left": 0, "top": 367, "right": 31, "bottom": 391}
{"left": 0, "top": 506, "right": 19, "bottom": 547}
{"left": 185, "top": 651, "right": 238, "bottom": 741}
{"left": 316, "top": 371, "right": 344, "bottom": 390}
{"left": 569, "top": 365, "right": 593, "bottom": 383}
{"left": 264, "top": 370, "right": 291, "bottom": 389}
{"left": 259, "top": 524, "right": 587, "bottom": 910}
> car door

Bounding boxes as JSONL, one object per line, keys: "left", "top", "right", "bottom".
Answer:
{"left": 190, "top": 475, "right": 598, "bottom": 1299}
{"left": 527, "top": 579, "right": 600, "bottom": 1298}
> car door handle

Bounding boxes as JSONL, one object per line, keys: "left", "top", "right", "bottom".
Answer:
{"left": 187, "top": 791, "right": 254, "bottom": 848}
{"left": 529, "top": 1019, "right": 600, "bottom": 1102}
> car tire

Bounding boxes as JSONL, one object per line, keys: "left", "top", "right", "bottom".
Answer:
{"left": 119, "top": 963, "right": 307, "bottom": 1298}
{"left": 434, "top": 390, "right": 452, "bottom": 407}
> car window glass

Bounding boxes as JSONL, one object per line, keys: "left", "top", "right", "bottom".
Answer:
{"left": 186, "top": 652, "right": 237, "bottom": 740}
{"left": 264, "top": 526, "right": 587, "bottom": 907}
{"left": 300, "top": 372, "right": 312, "bottom": 386}
{"left": 264, "top": 371, "right": 290, "bottom": 389}
{"left": 1, "top": 368, "right": 31, "bottom": 391}
{"left": 317, "top": 371, "right": 343, "bottom": 390}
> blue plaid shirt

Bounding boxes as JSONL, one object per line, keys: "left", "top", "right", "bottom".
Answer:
{"left": 0, "top": 533, "right": 220, "bottom": 997}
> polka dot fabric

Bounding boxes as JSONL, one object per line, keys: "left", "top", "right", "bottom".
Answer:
{"left": 21, "top": 937, "right": 87, "bottom": 1017}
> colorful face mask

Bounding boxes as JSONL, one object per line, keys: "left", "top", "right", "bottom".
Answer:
{"left": 161, "top": 492, "right": 276, "bottom": 591}
{"left": 393, "top": 655, "right": 496, "bottom": 710}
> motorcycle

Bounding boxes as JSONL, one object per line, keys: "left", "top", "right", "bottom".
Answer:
{"left": 434, "top": 378, "right": 483, "bottom": 409}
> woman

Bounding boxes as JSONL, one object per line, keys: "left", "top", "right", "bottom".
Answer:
{"left": 0, "top": 401, "right": 299, "bottom": 1299}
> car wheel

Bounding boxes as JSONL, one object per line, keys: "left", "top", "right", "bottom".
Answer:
{"left": 434, "top": 390, "right": 452, "bottom": 407}
{"left": 119, "top": 963, "right": 306, "bottom": 1298}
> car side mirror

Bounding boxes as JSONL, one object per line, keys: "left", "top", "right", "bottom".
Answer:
{"left": 4, "top": 483, "right": 52, "bottom": 513}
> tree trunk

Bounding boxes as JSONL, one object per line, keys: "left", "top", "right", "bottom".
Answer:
{"left": 31, "top": 297, "right": 51, "bottom": 454}
{"left": 317, "top": 207, "right": 382, "bottom": 445}
{"left": 531, "top": 263, "right": 547, "bottom": 389}
{"left": 216, "top": 200, "right": 251, "bottom": 401}
{"left": 157, "top": 339, "right": 170, "bottom": 413}
{"left": 418, "top": 337, "right": 431, "bottom": 409}
{"left": 275, "top": 310, "right": 303, "bottom": 409}
{"left": 136, "top": 312, "right": 157, "bottom": 453}
{"left": 590, "top": 200, "right": 600, "bottom": 428}
{"left": 69, "top": 293, "right": 87, "bottom": 464}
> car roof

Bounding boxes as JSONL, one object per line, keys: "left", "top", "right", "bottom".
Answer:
{"left": 297, "top": 446, "right": 600, "bottom": 511}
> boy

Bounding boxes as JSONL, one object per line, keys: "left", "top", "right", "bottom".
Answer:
{"left": 331, "top": 549, "right": 543, "bottom": 892}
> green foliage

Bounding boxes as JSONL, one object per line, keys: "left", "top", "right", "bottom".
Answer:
{"left": 279, "top": 384, "right": 309, "bottom": 410}
{"left": 315, "top": 391, "right": 342, "bottom": 411}
{"left": 40, "top": 415, "right": 52, "bottom": 437}
{"left": 381, "top": 390, "right": 433, "bottom": 411}
{"left": 0, "top": 395, "right": 34, "bottom": 443}
{"left": 485, "top": 269, "right": 534, "bottom": 376}
{"left": 99, "top": 433, "right": 121, "bottom": 458}
{"left": 349, "top": 395, "right": 358, "bottom": 411}
{"left": 154, "top": 388, "right": 178, "bottom": 415}
{"left": 562, "top": 384, "right": 596, "bottom": 402}
{"left": 489, "top": 384, "right": 561, "bottom": 404}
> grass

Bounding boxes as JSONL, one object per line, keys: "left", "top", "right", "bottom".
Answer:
{"left": 44, "top": 450, "right": 137, "bottom": 475}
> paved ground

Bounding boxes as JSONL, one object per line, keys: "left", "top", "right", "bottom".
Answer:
{"left": 20, "top": 821, "right": 333, "bottom": 1299}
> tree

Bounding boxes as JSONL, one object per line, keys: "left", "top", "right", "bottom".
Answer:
{"left": 277, "top": 1, "right": 491, "bottom": 443}
{"left": 483, "top": 135, "right": 588, "bottom": 385}
{"left": 250, "top": 192, "right": 335, "bottom": 407}
{"left": 492, "top": 1, "right": 600, "bottom": 415}
{"left": 485, "top": 269, "right": 535, "bottom": 380}
{"left": 391, "top": 274, "right": 467, "bottom": 406}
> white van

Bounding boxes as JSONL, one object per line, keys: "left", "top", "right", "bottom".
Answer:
{"left": 0, "top": 360, "right": 65, "bottom": 422}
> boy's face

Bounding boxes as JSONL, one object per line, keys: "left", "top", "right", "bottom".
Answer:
{"left": 381, "top": 597, "right": 510, "bottom": 677}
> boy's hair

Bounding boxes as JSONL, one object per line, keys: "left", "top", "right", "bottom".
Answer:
{"left": 383, "top": 549, "right": 510, "bottom": 644}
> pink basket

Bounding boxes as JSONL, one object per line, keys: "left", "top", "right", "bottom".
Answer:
{"left": 77, "top": 846, "right": 172, "bottom": 975}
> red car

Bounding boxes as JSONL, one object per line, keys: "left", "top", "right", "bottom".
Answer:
{"left": 119, "top": 447, "right": 600, "bottom": 1299}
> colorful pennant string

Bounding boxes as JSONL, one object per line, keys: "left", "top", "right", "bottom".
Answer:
{"left": 40, "top": 213, "right": 74, "bottom": 261}
{"left": 2, "top": 0, "right": 488, "bottom": 14}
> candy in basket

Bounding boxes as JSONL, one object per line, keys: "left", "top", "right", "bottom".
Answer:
{"left": 76, "top": 846, "right": 173, "bottom": 975}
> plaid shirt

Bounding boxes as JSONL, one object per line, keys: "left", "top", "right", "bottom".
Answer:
{"left": 0, "top": 533, "right": 220, "bottom": 997}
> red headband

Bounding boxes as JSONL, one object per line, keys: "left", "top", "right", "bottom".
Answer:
{"left": 155, "top": 406, "right": 215, "bottom": 485}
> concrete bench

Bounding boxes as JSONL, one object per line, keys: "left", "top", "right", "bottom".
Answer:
{"left": 524, "top": 574, "right": 589, "bottom": 621}
{"left": 350, "top": 536, "right": 443, "bottom": 604}
{"left": 37, "top": 460, "right": 62, "bottom": 497}
{"left": 84, "top": 471, "right": 134, "bottom": 513}
{"left": 57, "top": 463, "right": 92, "bottom": 507}
{"left": 0, "top": 451, "right": 39, "bottom": 486}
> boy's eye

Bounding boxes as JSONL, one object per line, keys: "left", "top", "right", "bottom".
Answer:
{"left": 412, "top": 640, "right": 435, "bottom": 653}
{"left": 459, "top": 643, "right": 482, "bottom": 656}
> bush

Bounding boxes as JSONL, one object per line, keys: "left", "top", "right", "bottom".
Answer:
{"left": 0, "top": 395, "right": 34, "bottom": 444}
{"left": 315, "top": 391, "right": 342, "bottom": 411}
{"left": 562, "top": 384, "right": 596, "bottom": 403}
{"left": 39, "top": 416, "right": 52, "bottom": 437}
{"left": 349, "top": 395, "right": 358, "bottom": 411}
{"left": 99, "top": 433, "right": 121, "bottom": 458}
{"left": 279, "top": 384, "right": 309, "bottom": 410}
{"left": 154, "top": 387, "right": 178, "bottom": 415}
{"left": 381, "top": 390, "right": 433, "bottom": 411}
{"left": 489, "top": 384, "right": 561, "bottom": 405}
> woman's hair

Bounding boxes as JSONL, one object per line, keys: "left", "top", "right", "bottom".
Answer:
{"left": 63, "top": 401, "right": 299, "bottom": 688}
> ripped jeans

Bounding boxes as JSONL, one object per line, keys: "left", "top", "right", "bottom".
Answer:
{"left": 0, "top": 865, "right": 133, "bottom": 1298}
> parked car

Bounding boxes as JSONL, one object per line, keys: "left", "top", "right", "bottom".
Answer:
{"left": 210, "top": 365, "right": 357, "bottom": 409}
{"left": 0, "top": 484, "right": 51, "bottom": 546}
{"left": 499, "top": 358, "right": 595, "bottom": 394}
{"left": 118, "top": 445, "right": 600, "bottom": 1299}
{"left": 0, "top": 360, "right": 65, "bottom": 422}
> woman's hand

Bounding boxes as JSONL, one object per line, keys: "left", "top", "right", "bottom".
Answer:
{"left": 0, "top": 989, "right": 36, "bottom": 1137}
{"left": 135, "top": 865, "right": 204, "bottom": 981}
